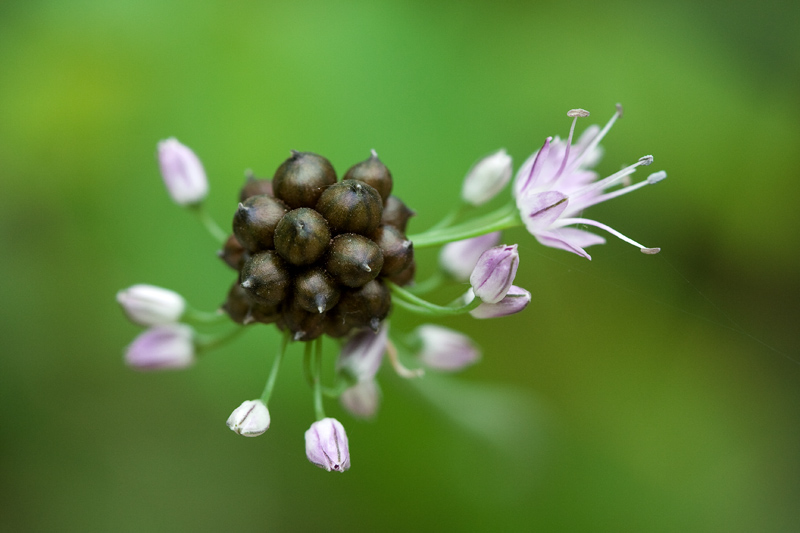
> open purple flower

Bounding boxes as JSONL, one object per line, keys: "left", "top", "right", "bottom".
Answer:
{"left": 514, "top": 106, "right": 666, "bottom": 259}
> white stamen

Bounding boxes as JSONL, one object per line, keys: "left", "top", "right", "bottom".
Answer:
{"left": 569, "top": 105, "right": 623, "bottom": 171}
{"left": 570, "top": 156, "right": 651, "bottom": 200}
{"left": 567, "top": 109, "right": 590, "bottom": 117}
{"left": 647, "top": 170, "right": 667, "bottom": 184}
{"left": 577, "top": 170, "right": 667, "bottom": 210}
{"left": 556, "top": 217, "right": 656, "bottom": 251}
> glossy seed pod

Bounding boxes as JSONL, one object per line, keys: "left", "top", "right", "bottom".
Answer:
{"left": 323, "top": 310, "right": 359, "bottom": 338}
{"left": 218, "top": 234, "right": 248, "bottom": 271}
{"left": 232, "top": 195, "right": 289, "bottom": 252}
{"left": 221, "top": 282, "right": 252, "bottom": 324}
{"left": 239, "top": 173, "right": 273, "bottom": 202}
{"left": 239, "top": 251, "right": 291, "bottom": 306}
{"left": 294, "top": 267, "right": 341, "bottom": 314}
{"left": 248, "top": 301, "right": 282, "bottom": 325}
{"left": 325, "top": 233, "right": 383, "bottom": 288}
{"left": 282, "top": 299, "right": 327, "bottom": 341}
{"left": 386, "top": 259, "right": 416, "bottom": 287}
{"left": 272, "top": 151, "right": 337, "bottom": 209}
{"left": 315, "top": 179, "right": 383, "bottom": 235}
{"left": 380, "top": 195, "right": 415, "bottom": 233}
{"left": 274, "top": 208, "right": 331, "bottom": 265}
{"left": 343, "top": 150, "right": 393, "bottom": 203}
{"left": 370, "top": 225, "right": 413, "bottom": 277}
{"left": 334, "top": 280, "right": 391, "bottom": 332}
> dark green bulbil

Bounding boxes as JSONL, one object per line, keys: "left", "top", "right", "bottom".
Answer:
{"left": 386, "top": 259, "right": 416, "bottom": 287}
{"left": 343, "top": 150, "right": 393, "bottom": 203}
{"left": 294, "top": 267, "right": 341, "bottom": 314}
{"left": 274, "top": 208, "right": 331, "bottom": 265}
{"left": 281, "top": 299, "right": 327, "bottom": 341}
{"left": 316, "top": 179, "right": 383, "bottom": 235}
{"left": 239, "top": 251, "right": 291, "bottom": 306}
{"left": 232, "top": 194, "right": 289, "bottom": 252}
{"left": 238, "top": 173, "right": 273, "bottom": 202}
{"left": 325, "top": 233, "right": 384, "bottom": 288}
{"left": 335, "top": 279, "right": 391, "bottom": 332}
{"left": 218, "top": 234, "right": 248, "bottom": 271}
{"left": 380, "top": 195, "right": 415, "bottom": 233}
{"left": 272, "top": 151, "right": 337, "bottom": 209}
{"left": 371, "top": 225, "right": 413, "bottom": 277}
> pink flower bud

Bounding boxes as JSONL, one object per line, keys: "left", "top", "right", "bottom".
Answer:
{"left": 305, "top": 418, "right": 351, "bottom": 472}
{"left": 461, "top": 149, "right": 513, "bottom": 206}
{"left": 116, "top": 284, "right": 186, "bottom": 326}
{"left": 416, "top": 325, "right": 480, "bottom": 371}
{"left": 469, "top": 244, "right": 519, "bottom": 304}
{"left": 157, "top": 138, "right": 209, "bottom": 206}
{"left": 226, "top": 400, "right": 270, "bottom": 437}
{"left": 469, "top": 285, "right": 531, "bottom": 319}
{"left": 439, "top": 232, "right": 501, "bottom": 281}
{"left": 340, "top": 380, "right": 381, "bottom": 419}
{"left": 336, "top": 323, "right": 388, "bottom": 382}
{"left": 124, "top": 324, "right": 195, "bottom": 370}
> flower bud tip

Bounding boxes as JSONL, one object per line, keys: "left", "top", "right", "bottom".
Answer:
{"left": 639, "top": 155, "right": 654, "bottom": 165}
{"left": 294, "top": 331, "right": 305, "bottom": 341}
{"left": 237, "top": 202, "right": 248, "bottom": 212}
{"left": 369, "top": 318, "right": 381, "bottom": 332}
{"left": 641, "top": 247, "right": 661, "bottom": 254}
{"left": 241, "top": 278, "right": 254, "bottom": 288}
{"left": 370, "top": 148, "right": 379, "bottom": 159}
{"left": 361, "top": 263, "right": 372, "bottom": 273}
{"left": 290, "top": 149, "right": 301, "bottom": 158}
{"left": 402, "top": 240, "right": 412, "bottom": 249}
{"left": 647, "top": 170, "right": 667, "bottom": 184}
{"left": 567, "top": 108, "right": 590, "bottom": 118}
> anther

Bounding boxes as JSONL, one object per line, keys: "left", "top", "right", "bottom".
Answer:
{"left": 638, "top": 155, "right": 654, "bottom": 165}
{"left": 567, "top": 109, "right": 590, "bottom": 117}
{"left": 641, "top": 248, "right": 661, "bottom": 255}
{"left": 647, "top": 170, "right": 667, "bottom": 184}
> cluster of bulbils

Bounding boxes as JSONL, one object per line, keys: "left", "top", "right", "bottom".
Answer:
{"left": 118, "top": 105, "right": 666, "bottom": 473}
{"left": 220, "top": 150, "right": 415, "bottom": 341}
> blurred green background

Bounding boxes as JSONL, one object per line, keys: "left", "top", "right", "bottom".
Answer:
{"left": 2, "top": 0, "right": 799, "bottom": 531}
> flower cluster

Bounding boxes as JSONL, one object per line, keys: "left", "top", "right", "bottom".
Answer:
{"left": 118, "top": 106, "right": 665, "bottom": 472}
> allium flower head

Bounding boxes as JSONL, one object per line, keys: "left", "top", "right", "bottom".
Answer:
{"left": 305, "top": 418, "right": 351, "bottom": 472}
{"left": 514, "top": 106, "right": 666, "bottom": 259}
{"left": 157, "top": 138, "right": 209, "bottom": 206}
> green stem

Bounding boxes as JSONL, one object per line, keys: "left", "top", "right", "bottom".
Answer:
{"left": 260, "top": 331, "right": 290, "bottom": 404}
{"left": 405, "top": 270, "right": 445, "bottom": 296}
{"left": 427, "top": 205, "right": 465, "bottom": 232}
{"left": 387, "top": 281, "right": 481, "bottom": 316}
{"left": 194, "top": 326, "right": 246, "bottom": 353}
{"left": 302, "top": 341, "right": 314, "bottom": 388}
{"left": 190, "top": 204, "right": 228, "bottom": 244}
{"left": 312, "top": 339, "right": 326, "bottom": 420}
{"left": 184, "top": 306, "right": 228, "bottom": 325}
{"left": 409, "top": 205, "right": 521, "bottom": 248}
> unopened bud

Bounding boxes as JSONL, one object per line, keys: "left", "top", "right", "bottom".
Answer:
{"left": 469, "top": 285, "right": 531, "bottom": 319}
{"left": 117, "top": 284, "right": 186, "bottom": 326}
{"left": 469, "top": 244, "right": 520, "bottom": 303}
{"left": 415, "top": 325, "right": 480, "bottom": 371}
{"left": 157, "top": 138, "right": 208, "bottom": 206}
{"left": 461, "top": 149, "right": 513, "bottom": 206}
{"left": 305, "top": 418, "right": 351, "bottom": 472}
{"left": 226, "top": 400, "right": 270, "bottom": 437}
{"left": 124, "top": 324, "right": 195, "bottom": 370}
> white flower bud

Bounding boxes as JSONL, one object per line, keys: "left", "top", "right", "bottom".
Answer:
{"left": 340, "top": 380, "right": 381, "bottom": 419}
{"left": 461, "top": 149, "right": 512, "bottom": 206}
{"left": 117, "top": 284, "right": 186, "bottom": 326}
{"left": 226, "top": 400, "right": 271, "bottom": 437}
{"left": 157, "top": 138, "right": 209, "bottom": 205}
